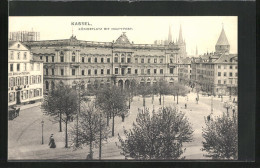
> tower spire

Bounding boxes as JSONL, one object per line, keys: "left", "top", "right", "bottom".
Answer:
{"left": 178, "top": 24, "right": 184, "bottom": 44}
{"left": 168, "top": 25, "right": 172, "bottom": 44}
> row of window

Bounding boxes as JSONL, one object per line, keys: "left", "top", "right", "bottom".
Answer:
{"left": 10, "top": 51, "right": 27, "bottom": 60}
{"left": 218, "top": 79, "right": 237, "bottom": 85}
{"left": 46, "top": 68, "right": 175, "bottom": 76}
{"left": 217, "top": 65, "right": 237, "bottom": 69}
{"left": 9, "top": 75, "right": 42, "bottom": 87}
{"left": 9, "top": 88, "right": 42, "bottom": 103}
{"left": 218, "top": 72, "right": 238, "bottom": 77}
{"left": 9, "top": 63, "right": 40, "bottom": 72}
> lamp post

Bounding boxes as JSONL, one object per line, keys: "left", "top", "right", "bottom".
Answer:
{"left": 41, "top": 120, "right": 44, "bottom": 144}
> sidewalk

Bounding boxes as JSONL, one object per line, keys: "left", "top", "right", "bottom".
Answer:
{"left": 14, "top": 102, "right": 41, "bottom": 111}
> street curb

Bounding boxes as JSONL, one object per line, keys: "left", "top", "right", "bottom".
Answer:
{"left": 20, "top": 102, "right": 41, "bottom": 111}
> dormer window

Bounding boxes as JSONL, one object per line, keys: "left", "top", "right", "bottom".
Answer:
{"left": 17, "top": 44, "right": 20, "bottom": 48}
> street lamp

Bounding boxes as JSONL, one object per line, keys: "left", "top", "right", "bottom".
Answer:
{"left": 41, "top": 120, "right": 44, "bottom": 144}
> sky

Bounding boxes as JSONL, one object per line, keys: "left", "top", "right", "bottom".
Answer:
{"left": 9, "top": 16, "right": 237, "bottom": 55}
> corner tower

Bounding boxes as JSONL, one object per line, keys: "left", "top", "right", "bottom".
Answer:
{"left": 215, "top": 24, "right": 230, "bottom": 55}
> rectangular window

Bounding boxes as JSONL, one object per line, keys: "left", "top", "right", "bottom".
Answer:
{"left": 135, "top": 58, "right": 138, "bottom": 63}
{"left": 229, "top": 79, "right": 233, "bottom": 84}
{"left": 107, "top": 58, "right": 110, "bottom": 63}
{"left": 95, "top": 69, "right": 97, "bottom": 75}
{"left": 230, "top": 72, "right": 232, "bottom": 77}
{"left": 52, "top": 56, "right": 54, "bottom": 62}
{"left": 218, "top": 65, "right": 221, "bottom": 69}
{"left": 88, "top": 69, "right": 91, "bottom": 75}
{"left": 101, "top": 58, "right": 104, "bottom": 63}
{"left": 40, "top": 56, "right": 43, "bottom": 60}
{"left": 121, "top": 58, "right": 125, "bottom": 63}
{"left": 82, "top": 57, "right": 85, "bottom": 63}
{"left": 101, "top": 69, "right": 104, "bottom": 75}
{"left": 52, "top": 69, "right": 54, "bottom": 75}
{"left": 224, "top": 72, "right": 227, "bottom": 76}
{"left": 95, "top": 58, "right": 97, "bottom": 63}
{"left": 154, "top": 69, "right": 157, "bottom": 74}
{"left": 17, "top": 64, "right": 20, "bottom": 71}
{"left": 10, "top": 64, "right": 13, "bottom": 72}
{"left": 17, "top": 52, "right": 20, "bottom": 59}
{"left": 135, "top": 69, "right": 138, "bottom": 74}
{"left": 170, "top": 68, "right": 173, "bottom": 74}
{"left": 141, "top": 58, "right": 144, "bottom": 63}
{"left": 46, "top": 56, "right": 48, "bottom": 62}
{"left": 46, "top": 68, "right": 48, "bottom": 75}
{"left": 141, "top": 69, "right": 144, "bottom": 75}
{"left": 147, "top": 69, "right": 150, "bottom": 74}
{"left": 224, "top": 65, "right": 227, "bottom": 69}
{"left": 72, "top": 69, "right": 75, "bottom": 76}
{"left": 114, "top": 57, "right": 118, "bottom": 63}
{"left": 60, "top": 56, "right": 64, "bottom": 62}
{"left": 88, "top": 58, "right": 91, "bottom": 63}
{"left": 23, "top": 52, "right": 27, "bottom": 60}
{"left": 160, "top": 59, "right": 163, "bottom": 63}
{"left": 10, "top": 51, "right": 14, "bottom": 60}
{"left": 61, "top": 69, "right": 64, "bottom": 76}
{"left": 218, "top": 80, "right": 221, "bottom": 84}
{"left": 115, "top": 68, "right": 118, "bottom": 74}
{"left": 160, "top": 69, "right": 163, "bottom": 74}
{"left": 128, "top": 68, "right": 131, "bottom": 74}
{"left": 218, "top": 72, "right": 221, "bottom": 76}
{"left": 154, "top": 58, "right": 157, "bottom": 63}
{"left": 224, "top": 80, "right": 226, "bottom": 84}
{"left": 236, "top": 72, "right": 238, "bottom": 77}
{"left": 235, "top": 66, "right": 237, "bottom": 69}
{"left": 82, "top": 70, "right": 85, "bottom": 75}
{"left": 230, "top": 65, "right": 233, "bottom": 69}
{"left": 127, "top": 58, "right": 131, "bottom": 63}
{"left": 148, "top": 58, "right": 150, "bottom": 63}
{"left": 107, "top": 69, "right": 110, "bottom": 74}
{"left": 72, "top": 56, "right": 75, "bottom": 62}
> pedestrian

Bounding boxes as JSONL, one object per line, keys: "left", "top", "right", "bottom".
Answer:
{"left": 121, "top": 113, "right": 125, "bottom": 122}
{"left": 233, "top": 98, "right": 235, "bottom": 103}
{"left": 49, "top": 134, "right": 56, "bottom": 148}
{"left": 185, "top": 103, "right": 187, "bottom": 109}
{"left": 207, "top": 115, "right": 210, "bottom": 122}
{"left": 232, "top": 108, "right": 235, "bottom": 116}
{"left": 159, "top": 97, "right": 161, "bottom": 104}
{"left": 196, "top": 97, "right": 198, "bottom": 104}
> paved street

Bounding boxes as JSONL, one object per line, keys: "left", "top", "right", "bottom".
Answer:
{"left": 8, "top": 91, "right": 237, "bottom": 160}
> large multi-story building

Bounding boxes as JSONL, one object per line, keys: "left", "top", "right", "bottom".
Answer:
{"left": 24, "top": 32, "right": 183, "bottom": 92}
{"left": 191, "top": 26, "right": 238, "bottom": 96}
{"left": 8, "top": 41, "right": 44, "bottom": 107}
{"left": 178, "top": 57, "right": 192, "bottom": 86}
{"left": 9, "top": 30, "right": 40, "bottom": 42}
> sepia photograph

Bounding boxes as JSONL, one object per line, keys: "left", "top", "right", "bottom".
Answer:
{"left": 8, "top": 16, "right": 238, "bottom": 160}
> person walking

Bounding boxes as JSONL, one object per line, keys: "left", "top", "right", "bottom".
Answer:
{"left": 185, "top": 103, "right": 187, "bottom": 109}
{"left": 49, "top": 134, "right": 56, "bottom": 148}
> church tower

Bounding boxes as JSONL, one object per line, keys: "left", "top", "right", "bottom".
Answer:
{"left": 215, "top": 24, "right": 230, "bottom": 55}
{"left": 177, "top": 24, "right": 187, "bottom": 58}
{"left": 168, "top": 25, "right": 172, "bottom": 44}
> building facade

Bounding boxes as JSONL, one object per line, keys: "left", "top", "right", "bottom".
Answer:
{"left": 191, "top": 26, "right": 237, "bottom": 96}
{"left": 8, "top": 41, "right": 44, "bottom": 107}
{"left": 24, "top": 33, "right": 182, "bottom": 92}
{"left": 9, "top": 31, "right": 40, "bottom": 42}
{"left": 178, "top": 57, "right": 192, "bottom": 86}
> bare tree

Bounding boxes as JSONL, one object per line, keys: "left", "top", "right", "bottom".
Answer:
{"left": 96, "top": 85, "right": 128, "bottom": 136}
{"left": 71, "top": 102, "right": 109, "bottom": 159}
{"left": 42, "top": 84, "right": 78, "bottom": 148}
{"left": 117, "top": 106, "right": 193, "bottom": 160}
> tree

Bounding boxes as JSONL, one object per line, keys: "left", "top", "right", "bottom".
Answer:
{"left": 136, "top": 83, "right": 152, "bottom": 109}
{"left": 42, "top": 84, "right": 78, "bottom": 148}
{"left": 71, "top": 102, "right": 109, "bottom": 159}
{"left": 96, "top": 85, "right": 128, "bottom": 136}
{"left": 170, "top": 82, "right": 189, "bottom": 104}
{"left": 155, "top": 79, "right": 171, "bottom": 106}
{"left": 117, "top": 106, "right": 193, "bottom": 160}
{"left": 201, "top": 113, "right": 238, "bottom": 160}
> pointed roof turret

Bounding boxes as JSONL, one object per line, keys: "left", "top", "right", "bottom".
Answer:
{"left": 178, "top": 24, "right": 184, "bottom": 44}
{"left": 216, "top": 24, "right": 229, "bottom": 46}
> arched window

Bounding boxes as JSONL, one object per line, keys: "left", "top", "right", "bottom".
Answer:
{"left": 46, "top": 81, "right": 49, "bottom": 90}
{"left": 60, "top": 51, "right": 64, "bottom": 62}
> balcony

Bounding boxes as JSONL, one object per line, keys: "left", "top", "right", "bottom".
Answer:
{"left": 70, "top": 63, "right": 80, "bottom": 68}
{"left": 120, "top": 63, "right": 130, "bottom": 68}
{"left": 168, "top": 63, "right": 177, "bottom": 68}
